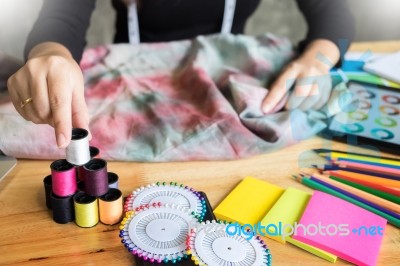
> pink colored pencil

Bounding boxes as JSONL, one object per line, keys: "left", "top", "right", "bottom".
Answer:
{"left": 332, "top": 159, "right": 400, "bottom": 177}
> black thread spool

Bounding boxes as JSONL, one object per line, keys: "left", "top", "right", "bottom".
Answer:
{"left": 77, "top": 166, "right": 85, "bottom": 181}
{"left": 90, "top": 146, "right": 100, "bottom": 158}
{"left": 51, "top": 193, "right": 75, "bottom": 224}
{"left": 108, "top": 172, "right": 119, "bottom": 189}
{"left": 43, "top": 175, "right": 53, "bottom": 209}
{"left": 77, "top": 180, "right": 85, "bottom": 192}
{"left": 83, "top": 159, "right": 109, "bottom": 196}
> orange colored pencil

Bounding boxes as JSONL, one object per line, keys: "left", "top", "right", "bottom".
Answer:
{"left": 324, "top": 170, "right": 400, "bottom": 197}
{"left": 302, "top": 172, "right": 400, "bottom": 214}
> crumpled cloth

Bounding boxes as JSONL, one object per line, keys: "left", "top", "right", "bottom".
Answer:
{"left": 0, "top": 33, "right": 348, "bottom": 161}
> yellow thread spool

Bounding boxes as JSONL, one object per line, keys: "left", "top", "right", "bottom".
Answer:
{"left": 99, "top": 188, "right": 123, "bottom": 225}
{"left": 73, "top": 192, "right": 99, "bottom": 228}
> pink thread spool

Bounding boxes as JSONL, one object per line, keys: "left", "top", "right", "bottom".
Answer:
{"left": 51, "top": 159, "right": 77, "bottom": 197}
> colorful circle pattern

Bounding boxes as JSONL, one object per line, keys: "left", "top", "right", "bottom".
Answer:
{"left": 348, "top": 111, "right": 368, "bottom": 121}
{"left": 371, "top": 129, "right": 394, "bottom": 140}
{"left": 382, "top": 95, "right": 400, "bottom": 105}
{"left": 341, "top": 123, "right": 364, "bottom": 133}
{"left": 357, "top": 90, "right": 376, "bottom": 99}
{"left": 379, "top": 105, "right": 399, "bottom": 116}
{"left": 374, "top": 116, "right": 397, "bottom": 128}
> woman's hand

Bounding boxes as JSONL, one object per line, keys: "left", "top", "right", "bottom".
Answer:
{"left": 7, "top": 42, "right": 89, "bottom": 148}
{"left": 261, "top": 39, "right": 340, "bottom": 114}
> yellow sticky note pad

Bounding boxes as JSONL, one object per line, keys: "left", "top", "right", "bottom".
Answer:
{"left": 261, "top": 187, "right": 311, "bottom": 242}
{"left": 214, "top": 177, "right": 284, "bottom": 225}
{"left": 260, "top": 187, "right": 337, "bottom": 262}
{"left": 286, "top": 237, "right": 337, "bottom": 263}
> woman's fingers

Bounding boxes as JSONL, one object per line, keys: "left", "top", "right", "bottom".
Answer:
{"left": 28, "top": 70, "right": 51, "bottom": 123}
{"left": 47, "top": 61, "right": 74, "bottom": 148}
{"left": 294, "top": 82, "right": 321, "bottom": 110}
{"left": 312, "top": 75, "right": 332, "bottom": 110}
{"left": 71, "top": 85, "right": 90, "bottom": 139}
{"left": 7, "top": 54, "right": 87, "bottom": 148}
{"left": 288, "top": 73, "right": 332, "bottom": 110}
{"left": 7, "top": 72, "right": 28, "bottom": 119}
{"left": 262, "top": 64, "right": 299, "bottom": 114}
{"left": 286, "top": 75, "right": 320, "bottom": 110}
{"left": 265, "top": 61, "right": 333, "bottom": 112}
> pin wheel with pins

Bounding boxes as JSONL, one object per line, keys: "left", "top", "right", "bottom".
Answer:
{"left": 124, "top": 182, "right": 207, "bottom": 220}
{"left": 119, "top": 203, "right": 201, "bottom": 264}
{"left": 186, "top": 220, "right": 272, "bottom": 266}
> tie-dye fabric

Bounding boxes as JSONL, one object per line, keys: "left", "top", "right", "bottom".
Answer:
{"left": 0, "top": 34, "right": 345, "bottom": 161}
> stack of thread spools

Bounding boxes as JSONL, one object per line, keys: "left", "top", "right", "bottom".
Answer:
{"left": 43, "top": 128, "right": 123, "bottom": 227}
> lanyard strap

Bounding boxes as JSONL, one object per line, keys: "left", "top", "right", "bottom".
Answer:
{"left": 128, "top": 0, "right": 237, "bottom": 44}
{"left": 128, "top": 0, "right": 140, "bottom": 45}
{"left": 221, "top": 0, "right": 236, "bottom": 34}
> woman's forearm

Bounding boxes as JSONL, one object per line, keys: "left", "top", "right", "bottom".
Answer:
{"left": 24, "top": 0, "right": 95, "bottom": 62}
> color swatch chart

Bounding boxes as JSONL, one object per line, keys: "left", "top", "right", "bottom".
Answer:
{"left": 330, "top": 82, "right": 400, "bottom": 144}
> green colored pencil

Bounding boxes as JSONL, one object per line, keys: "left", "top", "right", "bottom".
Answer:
{"left": 293, "top": 175, "right": 400, "bottom": 228}
{"left": 330, "top": 175, "right": 400, "bottom": 205}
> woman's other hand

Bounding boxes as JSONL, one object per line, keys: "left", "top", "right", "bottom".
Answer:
{"left": 261, "top": 39, "right": 340, "bottom": 114}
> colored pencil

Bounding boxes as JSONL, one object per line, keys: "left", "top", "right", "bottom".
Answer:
{"left": 329, "top": 176, "right": 400, "bottom": 205}
{"left": 308, "top": 177, "right": 400, "bottom": 220}
{"left": 300, "top": 174, "right": 400, "bottom": 216}
{"left": 292, "top": 175, "right": 400, "bottom": 227}
{"left": 336, "top": 158, "right": 400, "bottom": 170}
{"left": 301, "top": 172, "right": 400, "bottom": 213}
{"left": 324, "top": 170, "right": 400, "bottom": 197}
{"left": 314, "top": 149, "right": 400, "bottom": 166}
{"left": 314, "top": 164, "right": 399, "bottom": 181}
{"left": 329, "top": 161, "right": 400, "bottom": 181}
{"left": 332, "top": 160, "right": 400, "bottom": 177}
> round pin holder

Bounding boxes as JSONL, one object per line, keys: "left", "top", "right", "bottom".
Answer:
{"left": 186, "top": 221, "right": 272, "bottom": 266}
{"left": 124, "top": 182, "right": 206, "bottom": 221}
{"left": 119, "top": 203, "right": 200, "bottom": 264}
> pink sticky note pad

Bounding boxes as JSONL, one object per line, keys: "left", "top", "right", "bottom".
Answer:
{"left": 292, "top": 191, "right": 387, "bottom": 266}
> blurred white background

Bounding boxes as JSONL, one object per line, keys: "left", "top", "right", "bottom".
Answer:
{"left": 1, "top": 0, "right": 400, "bottom": 60}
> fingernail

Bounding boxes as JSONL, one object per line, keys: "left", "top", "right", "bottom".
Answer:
{"left": 57, "top": 133, "right": 67, "bottom": 149}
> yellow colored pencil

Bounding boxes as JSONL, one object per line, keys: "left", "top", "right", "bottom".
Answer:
{"left": 317, "top": 151, "right": 400, "bottom": 166}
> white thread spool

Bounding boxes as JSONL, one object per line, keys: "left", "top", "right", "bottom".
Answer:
{"left": 66, "top": 128, "right": 91, "bottom": 166}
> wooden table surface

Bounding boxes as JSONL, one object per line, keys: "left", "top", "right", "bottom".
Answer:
{"left": 1, "top": 41, "right": 399, "bottom": 266}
